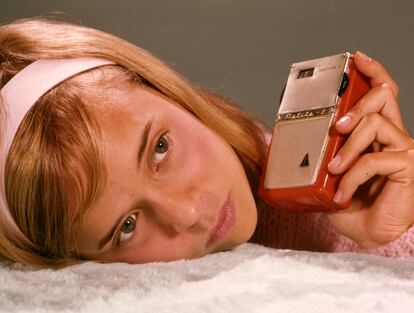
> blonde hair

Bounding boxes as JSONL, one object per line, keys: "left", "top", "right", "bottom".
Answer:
{"left": 0, "top": 18, "right": 267, "bottom": 268}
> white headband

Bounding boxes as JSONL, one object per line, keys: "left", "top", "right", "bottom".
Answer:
{"left": 0, "top": 58, "right": 115, "bottom": 245}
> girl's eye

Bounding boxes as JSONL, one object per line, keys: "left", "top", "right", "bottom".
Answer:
{"left": 119, "top": 214, "right": 137, "bottom": 243}
{"left": 153, "top": 134, "right": 169, "bottom": 164}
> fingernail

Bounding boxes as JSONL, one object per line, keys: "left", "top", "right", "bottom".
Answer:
{"left": 356, "top": 51, "right": 372, "bottom": 62}
{"left": 336, "top": 115, "right": 351, "bottom": 127}
{"left": 328, "top": 155, "right": 342, "bottom": 168}
{"left": 333, "top": 189, "right": 343, "bottom": 203}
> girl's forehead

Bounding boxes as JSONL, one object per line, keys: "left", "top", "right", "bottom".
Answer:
{"left": 87, "top": 84, "right": 160, "bottom": 118}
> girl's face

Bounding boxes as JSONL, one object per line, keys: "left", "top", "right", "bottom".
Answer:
{"left": 77, "top": 83, "right": 257, "bottom": 263}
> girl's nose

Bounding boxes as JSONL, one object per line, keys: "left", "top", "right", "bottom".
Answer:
{"left": 151, "top": 195, "right": 201, "bottom": 235}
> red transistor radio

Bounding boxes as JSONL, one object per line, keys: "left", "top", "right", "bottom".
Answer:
{"left": 258, "top": 52, "right": 370, "bottom": 212}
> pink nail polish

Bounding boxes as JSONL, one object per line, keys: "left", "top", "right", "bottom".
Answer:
{"left": 329, "top": 155, "right": 341, "bottom": 168}
{"left": 357, "top": 51, "right": 372, "bottom": 62}
{"left": 333, "top": 190, "right": 343, "bottom": 203}
{"left": 336, "top": 115, "right": 351, "bottom": 127}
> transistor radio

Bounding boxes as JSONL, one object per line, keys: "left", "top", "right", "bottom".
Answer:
{"left": 258, "top": 52, "right": 370, "bottom": 212}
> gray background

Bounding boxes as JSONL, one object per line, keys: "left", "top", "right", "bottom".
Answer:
{"left": 1, "top": 0, "right": 413, "bottom": 135}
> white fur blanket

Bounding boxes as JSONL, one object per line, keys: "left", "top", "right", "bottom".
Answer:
{"left": 1, "top": 243, "right": 414, "bottom": 313}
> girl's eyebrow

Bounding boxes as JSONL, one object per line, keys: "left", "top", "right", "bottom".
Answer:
{"left": 138, "top": 118, "right": 153, "bottom": 167}
{"left": 97, "top": 118, "right": 153, "bottom": 251}
{"left": 98, "top": 216, "right": 122, "bottom": 250}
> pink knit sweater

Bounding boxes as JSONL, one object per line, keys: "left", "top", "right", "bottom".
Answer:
{"left": 249, "top": 132, "right": 414, "bottom": 257}
{"left": 249, "top": 203, "right": 414, "bottom": 257}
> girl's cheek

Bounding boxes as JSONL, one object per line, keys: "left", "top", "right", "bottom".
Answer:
{"left": 168, "top": 117, "right": 219, "bottom": 181}
{"left": 163, "top": 134, "right": 196, "bottom": 182}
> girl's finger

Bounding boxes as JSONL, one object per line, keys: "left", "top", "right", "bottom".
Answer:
{"left": 353, "top": 51, "right": 399, "bottom": 98}
{"left": 335, "top": 83, "right": 407, "bottom": 135}
{"left": 329, "top": 113, "right": 412, "bottom": 174}
{"left": 333, "top": 149, "right": 414, "bottom": 204}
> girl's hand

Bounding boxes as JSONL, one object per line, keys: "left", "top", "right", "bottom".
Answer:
{"left": 325, "top": 51, "right": 414, "bottom": 249}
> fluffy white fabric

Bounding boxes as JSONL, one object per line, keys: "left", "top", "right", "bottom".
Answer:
{"left": 1, "top": 243, "right": 414, "bottom": 313}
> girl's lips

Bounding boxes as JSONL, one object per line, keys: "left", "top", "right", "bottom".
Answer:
{"left": 207, "top": 198, "right": 236, "bottom": 246}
